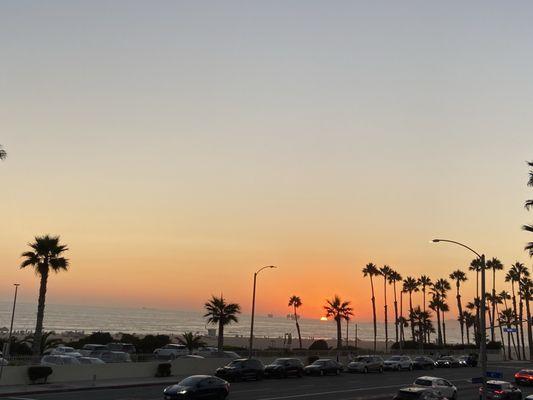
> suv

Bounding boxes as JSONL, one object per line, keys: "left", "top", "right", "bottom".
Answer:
{"left": 304, "top": 359, "right": 343, "bottom": 376}
{"left": 394, "top": 387, "right": 447, "bottom": 400}
{"left": 215, "top": 358, "right": 265, "bottom": 381}
{"left": 107, "top": 343, "right": 136, "bottom": 354}
{"left": 264, "top": 358, "right": 304, "bottom": 378}
{"left": 480, "top": 380, "right": 522, "bottom": 400}
{"left": 347, "top": 355, "right": 384, "bottom": 373}
{"left": 81, "top": 344, "right": 108, "bottom": 356}
{"left": 153, "top": 344, "right": 188, "bottom": 360}
{"left": 413, "top": 356, "right": 435, "bottom": 370}
{"left": 414, "top": 376, "right": 457, "bottom": 400}
{"left": 50, "top": 346, "right": 83, "bottom": 358}
{"left": 384, "top": 355, "right": 413, "bottom": 371}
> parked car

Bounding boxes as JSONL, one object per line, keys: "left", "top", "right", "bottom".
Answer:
{"left": 457, "top": 354, "right": 477, "bottom": 367}
{"left": 215, "top": 358, "right": 264, "bottom": 382}
{"left": 221, "top": 351, "right": 240, "bottom": 359}
{"left": 384, "top": 355, "right": 413, "bottom": 371}
{"left": 95, "top": 350, "right": 131, "bottom": 363}
{"left": 196, "top": 346, "right": 220, "bottom": 357}
{"left": 347, "top": 355, "right": 384, "bottom": 373}
{"left": 414, "top": 376, "right": 458, "bottom": 400}
{"left": 264, "top": 358, "right": 304, "bottom": 378}
{"left": 41, "top": 355, "right": 81, "bottom": 366}
{"left": 79, "top": 357, "right": 106, "bottom": 365}
{"left": 479, "top": 380, "right": 522, "bottom": 400}
{"left": 514, "top": 369, "right": 533, "bottom": 385}
{"left": 413, "top": 356, "right": 435, "bottom": 370}
{"left": 154, "top": 344, "right": 188, "bottom": 360}
{"left": 393, "top": 387, "right": 447, "bottom": 400}
{"left": 0, "top": 357, "right": 8, "bottom": 366}
{"left": 435, "top": 356, "right": 460, "bottom": 368}
{"left": 107, "top": 342, "right": 136, "bottom": 354}
{"left": 163, "top": 375, "right": 230, "bottom": 399}
{"left": 304, "top": 359, "right": 343, "bottom": 376}
{"left": 81, "top": 344, "right": 108, "bottom": 356}
{"left": 50, "top": 346, "right": 83, "bottom": 358}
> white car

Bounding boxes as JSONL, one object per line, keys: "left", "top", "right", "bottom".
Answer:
{"left": 41, "top": 355, "right": 81, "bottom": 366}
{"left": 51, "top": 346, "right": 83, "bottom": 358}
{"left": 153, "top": 344, "right": 188, "bottom": 359}
{"left": 414, "top": 376, "right": 458, "bottom": 400}
{"left": 79, "top": 357, "right": 106, "bottom": 365}
{"left": 196, "top": 346, "right": 220, "bottom": 357}
{"left": 384, "top": 355, "right": 413, "bottom": 371}
{"left": 81, "top": 344, "right": 108, "bottom": 356}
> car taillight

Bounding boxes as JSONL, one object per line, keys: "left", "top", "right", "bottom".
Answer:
{"left": 494, "top": 390, "right": 504, "bottom": 395}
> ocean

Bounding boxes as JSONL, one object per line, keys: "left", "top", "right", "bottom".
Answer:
{"left": 0, "top": 301, "right": 465, "bottom": 343}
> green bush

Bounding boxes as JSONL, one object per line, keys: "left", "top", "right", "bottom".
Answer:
{"left": 27, "top": 366, "right": 53, "bottom": 384}
{"left": 308, "top": 339, "right": 329, "bottom": 351}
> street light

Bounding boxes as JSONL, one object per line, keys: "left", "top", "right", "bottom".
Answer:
{"left": 248, "top": 266, "right": 277, "bottom": 358}
{"left": 0, "top": 283, "right": 20, "bottom": 382}
{"left": 431, "top": 239, "right": 487, "bottom": 400}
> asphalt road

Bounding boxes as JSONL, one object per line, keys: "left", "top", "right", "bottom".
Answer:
{"left": 5, "top": 362, "right": 533, "bottom": 400}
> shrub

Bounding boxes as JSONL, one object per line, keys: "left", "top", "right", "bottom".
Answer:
{"left": 156, "top": 363, "right": 172, "bottom": 377}
{"left": 308, "top": 339, "right": 329, "bottom": 351}
{"left": 27, "top": 366, "right": 53, "bottom": 384}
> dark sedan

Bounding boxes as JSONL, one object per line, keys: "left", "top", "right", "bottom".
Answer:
{"left": 215, "top": 358, "right": 264, "bottom": 382}
{"left": 435, "top": 356, "right": 460, "bottom": 368}
{"left": 412, "top": 356, "right": 435, "bottom": 370}
{"left": 304, "top": 359, "right": 342, "bottom": 376}
{"left": 264, "top": 358, "right": 304, "bottom": 378}
{"left": 163, "top": 375, "right": 229, "bottom": 399}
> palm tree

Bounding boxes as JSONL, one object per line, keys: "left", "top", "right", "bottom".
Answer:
{"left": 410, "top": 306, "right": 431, "bottom": 344}
{"left": 449, "top": 270, "right": 467, "bottom": 345}
{"left": 0, "top": 145, "right": 6, "bottom": 160}
{"left": 500, "top": 308, "right": 515, "bottom": 360}
{"left": 362, "top": 263, "right": 380, "bottom": 352}
{"left": 20, "top": 235, "right": 69, "bottom": 356}
{"left": 324, "top": 295, "right": 353, "bottom": 349}
{"left": 203, "top": 295, "right": 241, "bottom": 352}
{"left": 466, "top": 298, "right": 480, "bottom": 344}
{"left": 509, "top": 262, "right": 530, "bottom": 359}
{"left": 23, "top": 331, "right": 63, "bottom": 354}
{"left": 486, "top": 257, "right": 504, "bottom": 342}
{"left": 434, "top": 278, "right": 451, "bottom": 345}
{"left": 499, "top": 290, "right": 518, "bottom": 359}
{"left": 506, "top": 265, "right": 522, "bottom": 359}
{"left": 288, "top": 295, "right": 303, "bottom": 349}
{"left": 389, "top": 270, "right": 402, "bottom": 344}
{"left": 418, "top": 275, "right": 432, "bottom": 342}
{"left": 177, "top": 332, "right": 205, "bottom": 354}
{"left": 520, "top": 277, "right": 533, "bottom": 360}
{"left": 429, "top": 297, "right": 442, "bottom": 346}
{"left": 403, "top": 276, "right": 419, "bottom": 341}
{"left": 462, "top": 311, "right": 475, "bottom": 345}
{"left": 524, "top": 161, "right": 533, "bottom": 256}
{"left": 380, "top": 265, "right": 393, "bottom": 351}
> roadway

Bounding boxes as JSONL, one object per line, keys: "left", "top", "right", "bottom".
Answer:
{"left": 4, "top": 361, "right": 533, "bottom": 400}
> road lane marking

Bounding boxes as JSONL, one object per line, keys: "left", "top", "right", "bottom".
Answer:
{"left": 254, "top": 383, "right": 407, "bottom": 400}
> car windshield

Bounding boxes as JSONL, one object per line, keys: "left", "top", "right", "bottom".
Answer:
{"left": 415, "top": 379, "right": 433, "bottom": 387}
{"left": 389, "top": 356, "right": 402, "bottom": 361}
{"left": 179, "top": 377, "right": 205, "bottom": 386}
{"left": 519, "top": 370, "right": 533, "bottom": 375}
{"left": 312, "top": 360, "right": 327, "bottom": 365}
{"left": 228, "top": 360, "right": 243, "bottom": 367}
{"left": 487, "top": 383, "right": 503, "bottom": 390}
{"left": 355, "top": 357, "right": 370, "bottom": 362}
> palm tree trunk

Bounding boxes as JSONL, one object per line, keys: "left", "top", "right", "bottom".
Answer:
{"left": 336, "top": 317, "right": 342, "bottom": 349}
{"left": 456, "top": 285, "right": 464, "bottom": 345}
{"left": 512, "top": 284, "right": 521, "bottom": 360}
{"left": 491, "top": 268, "right": 496, "bottom": 342}
{"left": 495, "top": 303, "right": 506, "bottom": 360}
{"left": 293, "top": 304, "right": 303, "bottom": 349}
{"left": 409, "top": 292, "right": 415, "bottom": 341}
{"left": 32, "top": 271, "right": 49, "bottom": 356}
{"left": 436, "top": 307, "right": 442, "bottom": 346}
{"left": 217, "top": 321, "right": 224, "bottom": 352}
{"left": 519, "top": 296, "right": 526, "bottom": 360}
{"left": 370, "top": 277, "right": 377, "bottom": 353}
{"left": 442, "top": 309, "right": 447, "bottom": 346}
{"left": 383, "top": 277, "right": 388, "bottom": 351}
{"left": 526, "top": 295, "right": 532, "bottom": 360}
{"left": 466, "top": 323, "right": 470, "bottom": 345}
{"left": 393, "top": 282, "right": 399, "bottom": 344}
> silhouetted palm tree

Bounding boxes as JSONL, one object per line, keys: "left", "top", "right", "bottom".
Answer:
{"left": 324, "top": 295, "right": 353, "bottom": 349}
{"left": 486, "top": 257, "right": 504, "bottom": 342}
{"left": 389, "top": 270, "right": 402, "bottom": 344}
{"left": 410, "top": 306, "right": 431, "bottom": 344}
{"left": 204, "top": 295, "right": 241, "bottom": 352}
{"left": 178, "top": 332, "right": 205, "bottom": 354}
{"left": 429, "top": 297, "right": 442, "bottom": 346}
{"left": 288, "top": 295, "right": 303, "bottom": 349}
{"left": 449, "top": 269, "right": 467, "bottom": 345}
{"left": 524, "top": 161, "right": 533, "bottom": 256}
{"left": 462, "top": 311, "right": 475, "bottom": 345}
{"left": 362, "top": 263, "right": 380, "bottom": 352}
{"left": 380, "top": 265, "right": 393, "bottom": 351}
{"left": 403, "top": 276, "right": 419, "bottom": 341}
{"left": 0, "top": 145, "right": 6, "bottom": 160}
{"left": 418, "top": 275, "right": 432, "bottom": 342}
{"left": 520, "top": 277, "right": 533, "bottom": 360}
{"left": 499, "top": 290, "right": 517, "bottom": 359}
{"left": 506, "top": 265, "right": 522, "bottom": 359}
{"left": 434, "top": 278, "right": 451, "bottom": 345}
{"left": 20, "top": 235, "right": 69, "bottom": 356}
{"left": 509, "top": 262, "right": 529, "bottom": 359}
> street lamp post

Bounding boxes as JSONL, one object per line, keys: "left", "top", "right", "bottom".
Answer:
{"left": 431, "top": 239, "right": 487, "bottom": 400}
{"left": 0, "top": 283, "right": 20, "bottom": 383}
{"left": 249, "top": 266, "right": 276, "bottom": 358}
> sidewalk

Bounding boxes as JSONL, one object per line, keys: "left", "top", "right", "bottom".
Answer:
{"left": 0, "top": 375, "right": 181, "bottom": 397}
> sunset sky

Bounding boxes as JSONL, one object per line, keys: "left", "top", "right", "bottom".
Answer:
{"left": 1, "top": 1, "right": 533, "bottom": 321}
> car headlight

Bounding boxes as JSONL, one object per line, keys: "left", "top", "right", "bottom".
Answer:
{"left": 178, "top": 390, "right": 188, "bottom": 394}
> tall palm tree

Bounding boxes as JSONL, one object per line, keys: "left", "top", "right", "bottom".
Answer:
{"left": 288, "top": 295, "right": 303, "bottom": 349}
{"left": 0, "top": 145, "right": 6, "bottom": 160}
{"left": 177, "top": 332, "right": 205, "bottom": 354}
{"left": 520, "top": 277, "right": 533, "bottom": 360}
{"left": 418, "top": 275, "right": 432, "bottom": 343}
{"left": 449, "top": 270, "right": 467, "bottom": 345}
{"left": 500, "top": 308, "right": 515, "bottom": 360}
{"left": 410, "top": 306, "right": 431, "bottom": 344}
{"left": 499, "top": 290, "right": 518, "bottom": 359}
{"left": 20, "top": 235, "right": 69, "bottom": 356}
{"left": 403, "top": 276, "right": 419, "bottom": 341}
{"left": 506, "top": 265, "right": 522, "bottom": 359}
{"left": 466, "top": 298, "right": 480, "bottom": 344}
{"left": 204, "top": 295, "right": 241, "bottom": 352}
{"left": 509, "top": 262, "right": 529, "bottom": 359}
{"left": 380, "top": 265, "right": 393, "bottom": 351}
{"left": 362, "top": 263, "right": 380, "bottom": 352}
{"left": 389, "top": 270, "right": 402, "bottom": 344}
{"left": 324, "top": 295, "right": 353, "bottom": 349}
{"left": 486, "top": 257, "right": 504, "bottom": 342}
{"left": 462, "top": 311, "right": 475, "bottom": 345}
{"left": 524, "top": 161, "right": 533, "bottom": 256}
{"left": 429, "top": 297, "right": 442, "bottom": 346}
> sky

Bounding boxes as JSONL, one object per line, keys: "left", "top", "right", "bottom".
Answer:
{"left": 1, "top": 1, "right": 533, "bottom": 322}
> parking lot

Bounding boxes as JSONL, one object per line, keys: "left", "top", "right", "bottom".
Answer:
{"left": 4, "top": 361, "right": 532, "bottom": 400}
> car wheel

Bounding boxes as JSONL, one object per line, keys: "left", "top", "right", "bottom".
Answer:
{"left": 379, "top": 366, "right": 383, "bottom": 373}
{"left": 320, "top": 370, "right": 325, "bottom": 376}
{"left": 408, "top": 364, "right": 413, "bottom": 371}
{"left": 336, "top": 369, "right": 340, "bottom": 375}
{"left": 363, "top": 367, "right": 368, "bottom": 374}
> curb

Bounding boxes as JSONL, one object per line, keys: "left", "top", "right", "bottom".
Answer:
{"left": 0, "top": 379, "right": 176, "bottom": 397}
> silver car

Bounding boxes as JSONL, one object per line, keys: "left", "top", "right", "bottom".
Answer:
{"left": 384, "top": 355, "right": 413, "bottom": 371}
{"left": 347, "top": 355, "right": 384, "bottom": 373}
{"left": 414, "top": 376, "right": 458, "bottom": 400}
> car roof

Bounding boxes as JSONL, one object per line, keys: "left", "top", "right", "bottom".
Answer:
{"left": 487, "top": 380, "right": 510, "bottom": 385}
{"left": 400, "top": 386, "right": 430, "bottom": 392}
{"left": 416, "top": 376, "right": 441, "bottom": 381}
